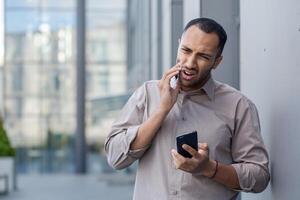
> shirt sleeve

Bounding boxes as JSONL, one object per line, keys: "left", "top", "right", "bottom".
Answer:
{"left": 231, "top": 97, "right": 270, "bottom": 193}
{"left": 104, "top": 84, "right": 149, "bottom": 170}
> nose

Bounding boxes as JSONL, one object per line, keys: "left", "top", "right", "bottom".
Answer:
{"left": 184, "top": 55, "right": 196, "bottom": 69}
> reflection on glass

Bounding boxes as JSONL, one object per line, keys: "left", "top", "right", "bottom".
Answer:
{"left": 5, "top": 0, "right": 76, "bottom": 173}
{"left": 4, "top": 0, "right": 135, "bottom": 175}
{"left": 85, "top": 0, "right": 129, "bottom": 174}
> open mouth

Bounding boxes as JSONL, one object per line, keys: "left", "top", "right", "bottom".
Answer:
{"left": 181, "top": 69, "right": 196, "bottom": 81}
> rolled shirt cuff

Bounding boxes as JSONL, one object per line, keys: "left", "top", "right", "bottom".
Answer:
{"left": 231, "top": 163, "right": 270, "bottom": 193}
{"left": 125, "top": 125, "right": 150, "bottom": 158}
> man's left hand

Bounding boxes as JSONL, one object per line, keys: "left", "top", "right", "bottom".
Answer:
{"left": 171, "top": 143, "right": 214, "bottom": 176}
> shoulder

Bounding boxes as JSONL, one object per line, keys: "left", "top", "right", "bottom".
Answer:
{"left": 144, "top": 80, "right": 159, "bottom": 89}
{"left": 214, "top": 80, "right": 258, "bottom": 114}
{"left": 132, "top": 80, "right": 159, "bottom": 90}
{"left": 214, "top": 80, "right": 254, "bottom": 104}
{"left": 129, "top": 80, "right": 159, "bottom": 101}
{"left": 132, "top": 80, "right": 158, "bottom": 91}
{"left": 139, "top": 80, "right": 160, "bottom": 95}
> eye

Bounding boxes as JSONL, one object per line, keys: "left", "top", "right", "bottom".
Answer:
{"left": 199, "top": 55, "right": 210, "bottom": 61}
{"left": 181, "top": 48, "right": 190, "bottom": 53}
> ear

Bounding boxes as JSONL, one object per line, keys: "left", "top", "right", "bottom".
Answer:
{"left": 212, "top": 55, "right": 223, "bottom": 69}
{"left": 178, "top": 38, "right": 181, "bottom": 44}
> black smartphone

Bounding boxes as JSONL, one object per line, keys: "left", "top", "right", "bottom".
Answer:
{"left": 176, "top": 131, "right": 198, "bottom": 158}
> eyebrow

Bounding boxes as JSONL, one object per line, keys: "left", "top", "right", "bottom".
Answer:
{"left": 181, "top": 45, "right": 213, "bottom": 58}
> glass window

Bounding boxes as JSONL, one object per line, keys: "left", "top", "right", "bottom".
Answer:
{"left": 4, "top": 0, "right": 138, "bottom": 177}
{"left": 5, "top": 0, "right": 76, "bottom": 173}
{"left": 85, "top": 0, "right": 129, "bottom": 174}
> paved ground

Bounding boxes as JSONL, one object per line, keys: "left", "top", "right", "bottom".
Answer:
{"left": 1, "top": 173, "right": 135, "bottom": 200}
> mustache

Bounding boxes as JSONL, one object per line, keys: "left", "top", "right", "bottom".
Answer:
{"left": 180, "top": 66, "right": 197, "bottom": 72}
{"left": 176, "top": 59, "right": 197, "bottom": 72}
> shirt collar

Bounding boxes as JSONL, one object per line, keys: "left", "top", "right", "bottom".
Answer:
{"left": 180, "top": 77, "right": 216, "bottom": 101}
{"left": 201, "top": 77, "right": 216, "bottom": 101}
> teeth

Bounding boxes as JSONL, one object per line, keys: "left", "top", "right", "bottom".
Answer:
{"left": 183, "top": 70, "right": 194, "bottom": 76}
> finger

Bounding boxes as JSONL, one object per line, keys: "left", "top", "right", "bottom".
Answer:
{"left": 171, "top": 62, "right": 181, "bottom": 69}
{"left": 171, "top": 149, "right": 186, "bottom": 163}
{"left": 160, "top": 68, "right": 178, "bottom": 86}
{"left": 198, "top": 143, "right": 209, "bottom": 151}
{"left": 182, "top": 144, "right": 198, "bottom": 158}
{"left": 165, "top": 67, "right": 181, "bottom": 79}
{"left": 171, "top": 150, "right": 181, "bottom": 168}
{"left": 161, "top": 70, "right": 180, "bottom": 88}
{"left": 198, "top": 143, "right": 209, "bottom": 157}
{"left": 165, "top": 70, "right": 180, "bottom": 85}
{"left": 162, "top": 64, "right": 181, "bottom": 80}
{"left": 159, "top": 70, "right": 181, "bottom": 92}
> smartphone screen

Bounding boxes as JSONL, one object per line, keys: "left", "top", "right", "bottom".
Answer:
{"left": 176, "top": 131, "right": 198, "bottom": 158}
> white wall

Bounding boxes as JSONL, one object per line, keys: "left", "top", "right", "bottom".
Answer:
{"left": 240, "top": 0, "right": 300, "bottom": 199}
{"left": 200, "top": 0, "right": 240, "bottom": 89}
{"left": 161, "top": 0, "right": 172, "bottom": 72}
{"left": 183, "top": 0, "right": 200, "bottom": 27}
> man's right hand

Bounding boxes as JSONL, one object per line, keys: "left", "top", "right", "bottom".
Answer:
{"left": 158, "top": 63, "right": 181, "bottom": 113}
{"left": 130, "top": 64, "right": 181, "bottom": 150}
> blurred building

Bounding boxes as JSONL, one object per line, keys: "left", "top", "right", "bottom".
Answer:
{"left": 2, "top": 0, "right": 129, "bottom": 173}
{"left": 5, "top": 26, "right": 75, "bottom": 147}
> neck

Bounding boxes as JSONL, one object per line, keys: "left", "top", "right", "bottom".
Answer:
{"left": 181, "top": 73, "right": 211, "bottom": 92}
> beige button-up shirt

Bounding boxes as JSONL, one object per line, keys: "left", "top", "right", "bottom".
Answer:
{"left": 105, "top": 78, "right": 270, "bottom": 200}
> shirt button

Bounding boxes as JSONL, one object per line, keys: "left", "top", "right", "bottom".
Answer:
{"left": 182, "top": 117, "right": 185, "bottom": 121}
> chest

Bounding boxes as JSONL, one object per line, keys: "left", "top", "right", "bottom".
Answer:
{"left": 147, "top": 97, "right": 235, "bottom": 163}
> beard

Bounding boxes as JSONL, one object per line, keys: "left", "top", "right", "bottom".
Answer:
{"left": 179, "top": 68, "right": 211, "bottom": 91}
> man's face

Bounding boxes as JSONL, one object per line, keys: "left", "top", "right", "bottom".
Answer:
{"left": 176, "top": 25, "right": 222, "bottom": 91}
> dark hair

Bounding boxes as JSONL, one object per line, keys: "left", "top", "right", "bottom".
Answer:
{"left": 183, "top": 18, "right": 227, "bottom": 56}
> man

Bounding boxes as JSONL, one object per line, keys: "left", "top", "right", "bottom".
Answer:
{"left": 105, "top": 18, "right": 270, "bottom": 200}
